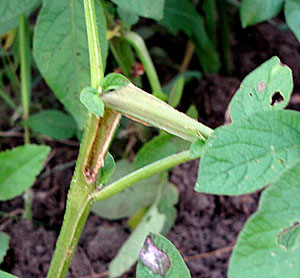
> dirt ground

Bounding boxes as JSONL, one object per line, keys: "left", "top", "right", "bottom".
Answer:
{"left": 0, "top": 15, "right": 300, "bottom": 278}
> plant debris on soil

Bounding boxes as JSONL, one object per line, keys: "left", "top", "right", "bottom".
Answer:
{"left": 1, "top": 18, "right": 300, "bottom": 278}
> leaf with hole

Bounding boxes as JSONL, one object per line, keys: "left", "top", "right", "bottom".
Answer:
{"left": 0, "top": 0, "right": 40, "bottom": 36}
{"left": 112, "top": 0, "right": 165, "bottom": 20}
{"left": 92, "top": 160, "right": 160, "bottom": 219}
{"left": 285, "top": 0, "right": 300, "bottom": 42}
{"left": 25, "top": 109, "right": 77, "bottom": 140}
{"left": 0, "top": 145, "right": 50, "bottom": 200}
{"left": 240, "top": 0, "right": 284, "bottom": 28}
{"left": 33, "top": 0, "right": 108, "bottom": 129}
{"left": 230, "top": 56, "right": 293, "bottom": 122}
{"left": 80, "top": 87, "right": 104, "bottom": 117}
{"left": 228, "top": 159, "right": 300, "bottom": 278}
{"left": 196, "top": 110, "right": 300, "bottom": 195}
{"left": 136, "top": 233, "right": 191, "bottom": 278}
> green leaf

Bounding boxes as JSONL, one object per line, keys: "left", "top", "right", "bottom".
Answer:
{"left": 117, "top": 7, "right": 139, "bottom": 28}
{"left": 168, "top": 76, "right": 184, "bottom": 108}
{"left": 230, "top": 57, "right": 293, "bottom": 122}
{"left": 157, "top": 183, "right": 179, "bottom": 235}
{"left": 196, "top": 110, "right": 300, "bottom": 195}
{"left": 137, "top": 233, "right": 191, "bottom": 278}
{"left": 91, "top": 160, "right": 160, "bottom": 219}
{"left": 0, "top": 232, "right": 10, "bottom": 264}
{"left": 163, "top": 71, "right": 202, "bottom": 95}
{"left": 285, "top": 0, "right": 300, "bottom": 42}
{"left": 240, "top": 0, "right": 284, "bottom": 28}
{"left": 189, "top": 139, "right": 205, "bottom": 159}
{"left": 95, "top": 152, "right": 115, "bottom": 185}
{"left": 134, "top": 133, "right": 190, "bottom": 169}
{"left": 25, "top": 109, "right": 77, "bottom": 140}
{"left": 0, "top": 145, "right": 50, "bottom": 200}
{"left": 80, "top": 87, "right": 104, "bottom": 117}
{"left": 0, "top": 271, "right": 18, "bottom": 278}
{"left": 228, "top": 160, "right": 300, "bottom": 278}
{"left": 186, "top": 104, "right": 199, "bottom": 119}
{"left": 160, "top": 0, "right": 220, "bottom": 73}
{"left": 112, "top": 0, "right": 165, "bottom": 20}
{"left": 33, "top": 0, "right": 108, "bottom": 129}
{"left": 277, "top": 223, "right": 300, "bottom": 251}
{"left": 109, "top": 206, "right": 166, "bottom": 278}
{"left": 0, "top": 0, "right": 40, "bottom": 36}
{"left": 101, "top": 73, "right": 130, "bottom": 92}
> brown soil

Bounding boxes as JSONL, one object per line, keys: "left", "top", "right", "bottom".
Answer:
{"left": 1, "top": 16, "right": 300, "bottom": 278}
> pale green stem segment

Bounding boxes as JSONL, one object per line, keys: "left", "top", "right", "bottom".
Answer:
{"left": 91, "top": 150, "right": 193, "bottom": 202}
{"left": 46, "top": 0, "right": 111, "bottom": 277}
{"left": 100, "top": 83, "right": 213, "bottom": 141}
{"left": 19, "top": 14, "right": 33, "bottom": 219}
{"left": 84, "top": 0, "right": 103, "bottom": 86}
{"left": 19, "top": 14, "right": 31, "bottom": 145}
{"left": 123, "top": 31, "right": 166, "bottom": 100}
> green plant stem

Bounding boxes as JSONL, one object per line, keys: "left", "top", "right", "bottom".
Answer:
{"left": 46, "top": 0, "right": 114, "bottom": 277}
{"left": 19, "top": 14, "right": 33, "bottom": 220}
{"left": 19, "top": 14, "right": 31, "bottom": 145}
{"left": 123, "top": 31, "right": 166, "bottom": 100}
{"left": 91, "top": 150, "right": 193, "bottom": 202}
{"left": 100, "top": 83, "right": 213, "bottom": 141}
{"left": 217, "top": 0, "right": 232, "bottom": 75}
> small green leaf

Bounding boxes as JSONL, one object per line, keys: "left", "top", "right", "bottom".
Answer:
{"left": 137, "top": 233, "right": 191, "bottom": 278}
{"left": 228, "top": 160, "right": 300, "bottom": 278}
{"left": 134, "top": 133, "right": 190, "bottom": 169}
{"left": 0, "top": 232, "right": 10, "bottom": 264}
{"left": 240, "top": 0, "right": 284, "bottom": 28}
{"left": 168, "top": 76, "right": 184, "bottom": 108}
{"left": 196, "top": 110, "right": 300, "bottom": 195}
{"left": 157, "top": 182, "right": 179, "bottom": 235}
{"left": 112, "top": 0, "right": 165, "bottom": 20}
{"left": 0, "top": 271, "right": 18, "bottom": 278}
{"left": 186, "top": 105, "right": 199, "bottom": 119}
{"left": 117, "top": 7, "right": 139, "bottom": 28}
{"left": 101, "top": 73, "right": 130, "bottom": 92}
{"left": 95, "top": 152, "right": 115, "bottom": 185}
{"left": 80, "top": 87, "right": 104, "bottom": 117}
{"left": 160, "top": 0, "right": 220, "bottom": 73}
{"left": 33, "top": 0, "right": 108, "bottom": 129}
{"left": 25, "top": 109, "right": 77, "bottom": 140}
{"left": 163, "top": 71, "right": 202, "bottom": 95}
{"left": 230, "top": 57, "right": 293, "bottom": 122}
{"left": 277, "top": 223, "right": 300, "bottom": 251}
{"left": 109, "top": 206, "right": 166, "bottom": 278}
{"left": 0, "top": 145, "right": 50, "bottom": 200}
{"left": 0, "top": 0, "right": 40, "bottom": 36}
{"left": 92, "top": 160, "right": 160, "bottom": 219}
{"left": 285, "top": 0, "right": 300, "bottom": 42}
{"left": 189, "top": 139, "right": 205, "bottom": 159}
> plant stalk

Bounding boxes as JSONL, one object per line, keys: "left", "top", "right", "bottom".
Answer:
{"left": 91, "top": 150, "right": 193, "bottom": 202}
{"left": 46, "top": 0, "right": 119, "bottom": 276}
{"left": 123, "top": 31, "right": 166, "bottom": 100}
{"left": 19, "top": 14, "right": 33, "bottom": 219}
